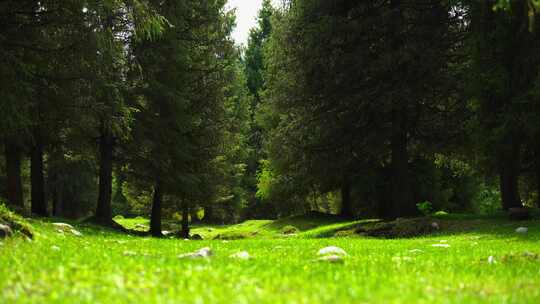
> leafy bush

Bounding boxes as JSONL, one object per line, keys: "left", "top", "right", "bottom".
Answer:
{"left": 416, "top": 201, "right": 433, "bottom": 216}
{"left": 472, "top": 184, "right": 501, "bottom": 214}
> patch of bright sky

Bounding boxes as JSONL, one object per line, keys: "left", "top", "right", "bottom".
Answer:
{"left": 227, "top": 0, "right": 280, "bottom": 45}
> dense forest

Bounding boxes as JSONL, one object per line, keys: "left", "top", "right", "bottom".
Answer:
{"left": 1, "top": 0, "right": 540, "bottom": 236}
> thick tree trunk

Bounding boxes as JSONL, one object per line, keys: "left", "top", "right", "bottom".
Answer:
{"left": 180, "top": 204, "right": 190, "bottom": 239}
{"left": 340, "top": 177, "right": 353, "bottom": 218}
{"left": 388, "top": 0, "right": 414, "bottom": 219}
{"left": 149, "top": 180, "right": 163, "bottom": 237}
{"left": 30, "top": 138, "right": 47, "bottom": 216}
{"left": 5, "top": 140, "right": 24, "bottom": 208}
{"left": 96, "top": 130, "right": 114, "bottom": 224}
{"left": 499, "top": 137, "right": 522, "bottom": 210}
{"left": 391, "top": 110, "right": 414, "bottom": 218}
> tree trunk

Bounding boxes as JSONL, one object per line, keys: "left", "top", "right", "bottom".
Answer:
{"left": 96, "top": 129, "right": 114, "bottom": 224}
{"left": 180, "top": 204, "right": 190, "bottom": 239}
{"left": 499, "top": 136, "right": 522, "bottom": 210}
{"left": 535, "top": 158, "right": 540, "bottom": 208}
{"left": 49, "top": 149, "right": 63, "bottom": 217}
{"left": 391, "top": 109, "right": 414, "bottom": 218}
{"left": 5, "top": 140, "right": 24, "bottom": 208}
{"left": 204, "top": 205, "right": 214, "bottom": 223}
{"left": 340, "top": 177, "right": 353, "bottom": 218}
{"left": 388, "top": 0, "right": 414, "bottom": 219}
{"left": 30, "top": 138, "right": 47, "bottom": 216}
{"left": 149, "top": 179, "right": 163, "bottom": 237}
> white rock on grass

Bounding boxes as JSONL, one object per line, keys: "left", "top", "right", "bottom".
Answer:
{"left": 178, "top": 247, "right": 213, "bottom": 259}
{"left": 317, "top": 246, "right": 348, "bottom": 257}
{"left": 0, "top": 224, "right": 12, "bottom": 238}
{"left": 317, "top": 255, "right": 344, "bottom": 263}
{"left": 229, "top": 251, "right": 251, "bottom": 260}
{"left": 515, "top": 227, "right": 528, "bottom": 234}
{"left": 431, "top": 244, "right": 451, "bottom": 248}
{"left": 53, "top": 223, "right": 74, "bottom": 230}
{"left": 487, "top": 256, "right": 496, "bottom": 264}
{"left": 70, "top": 229, "right": 83, "bottom": 237}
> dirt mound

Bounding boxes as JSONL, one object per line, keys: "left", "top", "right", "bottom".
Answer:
{"left": 355, "top": 217, "right": 439, "bottom": 238}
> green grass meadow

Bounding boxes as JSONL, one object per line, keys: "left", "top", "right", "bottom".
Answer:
{"left": 1, "top": 215, "right": 540, "bottom": 303}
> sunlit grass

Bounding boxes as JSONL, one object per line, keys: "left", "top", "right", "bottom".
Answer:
{"left": 1, "top": 216, "right": 539, "bottom": 303}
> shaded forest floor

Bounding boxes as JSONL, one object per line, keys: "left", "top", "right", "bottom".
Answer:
{"left": 1, "top": 214, "right": 540, "bottom": 303}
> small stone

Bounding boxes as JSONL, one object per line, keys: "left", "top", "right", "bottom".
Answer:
{"left": 70, "top": 229, "right": 83, "bottom": 237}
{"left": 317, "top": 246, "right": 348, "bottom": 256}
{"left": 317, "top": 255, "right": 344, "bottom": 263}
{"left": 51, "top": 245, "right": 61, "bottom": 251}
{"left": 0, "top": 224, "right": 13, "bottom": 238}
{"left": 431, "top": 244, "right": 450, "bottom": 248}
{"left": 487, "top": 256, "right": 496, "bottom": 264}
{"left": 179, "top": 247, "right": 213, "bottom": 259}
{"left": 515, "top": 227, "right": 528, "bottom": 234}
{"left": 53, "top": 223, "right": 74, "bottom": 230}
{"left": 229, "top": 251, "right": 251, "bottom": 260}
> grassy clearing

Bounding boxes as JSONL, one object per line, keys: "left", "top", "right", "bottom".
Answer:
{"left": 1, "top": 215, "right": 540, "bottom": 303}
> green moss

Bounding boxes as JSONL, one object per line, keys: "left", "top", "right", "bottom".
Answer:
{"left": 356, "top": 217, "right": 437, "bottom": 238}
{"left": 0, "top": 202, "right": 33, "bottom": 239}
{"left": 281, "top": 225, "right": 299, "bottom": 235}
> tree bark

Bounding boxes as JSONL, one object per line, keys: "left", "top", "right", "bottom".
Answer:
{"left": 535, "top": 155, "right": 540, "bottom": 208}
{"left": 96, "top": 129, "right": 114, "bottom": 224}
{"left": 391, "top": 109, "right": 414, "bottom": 218}
{"left": 340, "top": 177, "right": 353, "bottom": 218}
{"left": 5, "top": 140, "right": 24, "bottom": 208}
{"left": 49, "top": 148, "right": 63, "bottom": 217}
{"left": 388, "top": 0, "right": 414, "bottom": 219}
{"left": 499, "top": 136, "right": 522, "bottom": 210}
{"left": 180, "top": 203, "right": 190, "bottom": 239}
{"left": 30, "top": 138, "right": 47, "bottom": 216}
{"left": 149, "top": 179, "right": 163, "bottom": 237}
{"left": 204, "top": 205, "right": 214, "bottom": 223}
